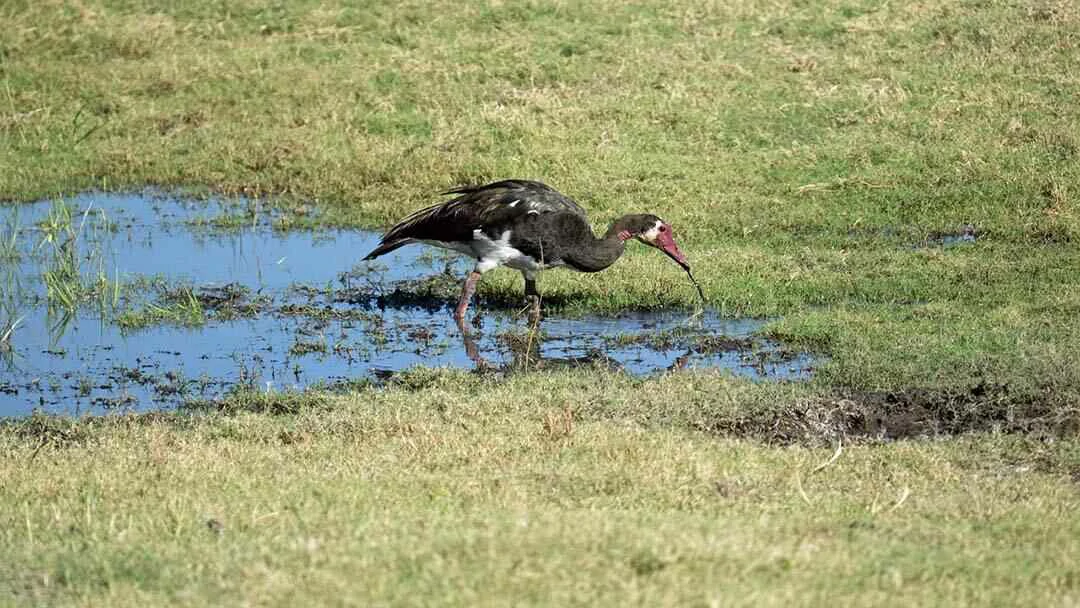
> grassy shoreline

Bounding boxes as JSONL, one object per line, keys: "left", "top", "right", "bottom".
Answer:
{"left": 4, "top": 371, "right": 1080, "bottom": 605}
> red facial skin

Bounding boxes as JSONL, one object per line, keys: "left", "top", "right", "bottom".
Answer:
{"left": 654, "top": 224, "right": 689, "bottom": 270}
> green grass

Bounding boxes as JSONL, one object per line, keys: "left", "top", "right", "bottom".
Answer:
{"left": 3, "top": 373, "right": 1080, "bottom": 605}
{"left": 2, "top": 0, "right": 1080, "bottom": 604}
{"left": 114, "top": 286, "right": 206, "bottom": 331}
{"left": 2, "top": 0, "right": 1078, "bottom": 394}
{"left": 33, "top": 200, "right": 124, "bottom": 326}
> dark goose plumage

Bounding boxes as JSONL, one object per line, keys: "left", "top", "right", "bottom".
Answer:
{"left": 364, "top": 179, "right": 689, "bottom": 324}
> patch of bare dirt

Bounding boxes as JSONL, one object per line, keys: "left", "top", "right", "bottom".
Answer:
{"left": 711, "top": 383, "right": 1079, "bottom": 444}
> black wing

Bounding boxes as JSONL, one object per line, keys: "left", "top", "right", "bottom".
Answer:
{"left": 364, "top": 180, "right": 587, "bottom": 260}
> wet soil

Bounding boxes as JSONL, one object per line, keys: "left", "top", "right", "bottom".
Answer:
{"left": 702, "top": 382, "right": 1078, "bottom": 443}
{"left": 924, "top": 225, "right": 980, "bottom": 248}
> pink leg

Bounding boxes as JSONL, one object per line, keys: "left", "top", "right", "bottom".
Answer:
{"left": 454, "top": 271, "right": 482, "bottom": 321}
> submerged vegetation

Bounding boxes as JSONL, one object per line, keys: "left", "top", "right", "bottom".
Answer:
{"left": 36, "top": 201, "right": 123, "bottom": 321}
{"left": 1, "top": 0, "right": 1080, "bottom": 604}
{"left": 114, "top": 285, "right": 206, "bottom": 331}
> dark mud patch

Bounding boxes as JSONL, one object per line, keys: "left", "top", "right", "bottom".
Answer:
{"left": 187, "top": 282, "right": 272, "bottom": 318}
{"left": 341, "top": 271, "right": 581, "bottom": 312}
{"left": 703, "top": 383, "right": 1079, "bottom": 444}
{"left": 920, "top": 225, "right": 980, "bottom": 248}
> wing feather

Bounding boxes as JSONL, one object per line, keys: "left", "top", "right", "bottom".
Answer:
{"left": 364, "top": 180, "right": 587, "bottom": 260}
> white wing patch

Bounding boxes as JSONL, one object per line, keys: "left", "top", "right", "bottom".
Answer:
{"left": 422, "top": 225, "right": 571, "bottom": 275}
{"left": 471, "top": 229, "right": 543, "bottom": 273}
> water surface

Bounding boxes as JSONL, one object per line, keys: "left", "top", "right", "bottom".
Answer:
{"left": 0, "top": 192, "right": 813, "bottom": 417}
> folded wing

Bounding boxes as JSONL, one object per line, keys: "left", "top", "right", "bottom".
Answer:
{"left": 364, "top": 180, "right": 587, "bottom": 260}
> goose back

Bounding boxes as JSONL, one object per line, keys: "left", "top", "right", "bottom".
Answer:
{"left": 364, "top": 180, "right": 587, "bottom": 259}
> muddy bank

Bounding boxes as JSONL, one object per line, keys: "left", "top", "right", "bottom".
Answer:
{"left": 703, "top": 383, "right": 1079, "bottom": 444}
